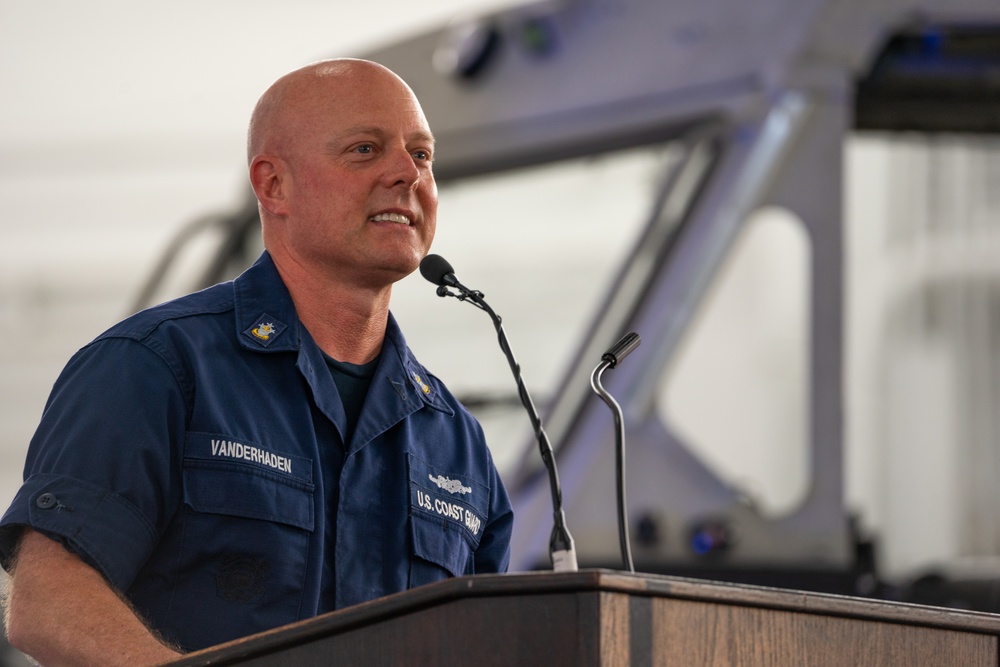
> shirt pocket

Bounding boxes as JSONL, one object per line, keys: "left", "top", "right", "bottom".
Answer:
{"left": 168, "top": 456, "right": 315, "bottom": 649}
{"left": 183, "top": 458, "right": 314, "bottom": 529}
{"left": 407, "top": 454, "right": 489, "bottom": 585}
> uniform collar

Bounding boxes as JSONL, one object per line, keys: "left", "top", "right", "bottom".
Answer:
{"left": 380, "top": 315, "right": 454, "bottom": 416}
{"left": 234, "top": 251, "right": 301, "bottom": 353}
{"left": 337, "top": 313, "right": 453, "bottom": 452}
{"left": 233, "top": 251, "right": 454, "bottom": 419}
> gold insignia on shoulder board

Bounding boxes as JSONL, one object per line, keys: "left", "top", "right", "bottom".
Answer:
{"left": 252, "top": 323, "right": 275, "bottom": 341}
{"left": 412, "top": 373, "right": 431, "bottom": 394}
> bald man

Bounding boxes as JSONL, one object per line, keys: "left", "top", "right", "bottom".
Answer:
{"left": 0, "top": 59, "right": 513, "bottom": 665}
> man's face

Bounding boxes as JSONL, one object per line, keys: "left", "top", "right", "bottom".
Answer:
{"left": 271, "top": 66, "right": 438, "bottom": 289}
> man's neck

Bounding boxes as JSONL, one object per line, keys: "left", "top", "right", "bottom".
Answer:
{"left": 296, "top": 291, "right": 389, "bottom": 364}
{"left": 273, "top": 257, "right": 391, "bottom": 364}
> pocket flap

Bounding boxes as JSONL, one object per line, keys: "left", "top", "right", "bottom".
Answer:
{"left": 407, "top": 454, "right": 488, "bottom": 552}
{"left": 410, "top": 512, "right": 472, "bottom": 577}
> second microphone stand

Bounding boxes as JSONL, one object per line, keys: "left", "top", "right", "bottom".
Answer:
{"left": 590, "top": 331, "right": 641, "bottom": 573}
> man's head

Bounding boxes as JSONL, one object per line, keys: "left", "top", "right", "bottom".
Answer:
{"left": 247, "top": 59, "right": 437, "bottom": 290}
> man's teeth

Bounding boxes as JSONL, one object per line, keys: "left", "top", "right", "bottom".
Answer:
{"left": 370, "top": 213, "right": 412, "bottom": 225}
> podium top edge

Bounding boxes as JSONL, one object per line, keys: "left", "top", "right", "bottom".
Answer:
{"left": 165, "top": 569, "right": 1000, "bottom": 666}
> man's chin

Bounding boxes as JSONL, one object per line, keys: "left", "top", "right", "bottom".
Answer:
{"left": 363, "top": 260, "right": 421, "bottom": 290}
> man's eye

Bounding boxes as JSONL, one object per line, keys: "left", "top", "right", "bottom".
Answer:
{"left": 413, "top": 149, "right": 432, "bottom": 161}
{"left": 355, "top": 144, "right": 374, "bottom": 154}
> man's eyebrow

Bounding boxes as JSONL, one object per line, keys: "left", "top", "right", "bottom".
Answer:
{"left": 412, "top": 130, "right": 436, "bottom": 146}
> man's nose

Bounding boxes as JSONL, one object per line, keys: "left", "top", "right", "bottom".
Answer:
{"left": 382, "top": 147, "right": 422, "bottom": 188}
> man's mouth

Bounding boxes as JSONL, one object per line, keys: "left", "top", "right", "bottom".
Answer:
{"left": 369, "top": 212, "right": 412, "bottom": 225}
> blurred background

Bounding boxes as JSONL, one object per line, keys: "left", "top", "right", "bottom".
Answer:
{"left": 1, "top": 3, "right": 512, "bottom": 662}
{"left": 3, "top": 0, "right": 1000, "bottom": 662}
{"left": 0, "top": 0, "right": 520, "bottom": 508}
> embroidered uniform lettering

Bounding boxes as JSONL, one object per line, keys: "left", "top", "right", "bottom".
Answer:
{"left": 211, "top": 439, "right": 292, "bottom": 474}
{"left": 434, "top": 498, "right": 464, "bottom": 522}
{"left": 417, "top": 490, "right": 434, "bottom": 511}
{"left": 464, "top": 509, "right": 481, "bottom": 535}
{"left": 415, "top": 490, "right": 482, "bottom": 536}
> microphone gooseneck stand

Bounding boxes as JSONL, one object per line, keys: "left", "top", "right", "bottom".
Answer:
{"left": 419, "top": 254, "right": 578, "bottom": 572}
{"left": 590, "top": 331, "right": 641, "bottom": 573}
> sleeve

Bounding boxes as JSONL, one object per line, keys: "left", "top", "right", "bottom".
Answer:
{"left": 473, "top": 449, "right": 514, "bottom": 574}
{"left": 0, "top": 336, "right": 188, "bottom": 592}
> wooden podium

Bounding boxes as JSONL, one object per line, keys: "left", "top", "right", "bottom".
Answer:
{"left": 166, "top": 569, "right": 1000, "bottom": 666}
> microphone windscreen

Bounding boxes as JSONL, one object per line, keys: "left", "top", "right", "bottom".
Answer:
{"left": 419, "top": 254, "right": 455, "bottom": 286}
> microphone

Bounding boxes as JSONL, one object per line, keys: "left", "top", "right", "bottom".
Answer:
{"left": 419, "top": 253, "right": 578, "bottom": 572}
{"left": 591, "top": 331, "right": 641, "bottom": 573}
{"left": 418, "top": 253, "right": 460, "bottom": 289}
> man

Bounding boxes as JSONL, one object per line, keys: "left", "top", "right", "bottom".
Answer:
{"left": 0, "top": 59, "right": 514, "bottom": 665}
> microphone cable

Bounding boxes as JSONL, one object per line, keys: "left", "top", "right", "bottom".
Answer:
{"left": 419, "top": 253, "right": 578, "bottom": 572}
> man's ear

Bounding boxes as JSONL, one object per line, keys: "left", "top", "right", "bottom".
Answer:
{"left": 249, "top": 156, "right": 289, "bottom": 216}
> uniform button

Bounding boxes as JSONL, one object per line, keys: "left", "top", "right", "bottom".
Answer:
{"left": 36, "top": 493, "right": 58, "bottom": 509}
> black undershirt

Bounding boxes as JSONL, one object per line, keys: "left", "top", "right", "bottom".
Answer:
{"left": 322, "top": 352, "right": 380, "bottom": 444}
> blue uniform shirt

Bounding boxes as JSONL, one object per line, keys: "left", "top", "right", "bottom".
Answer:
{"left": 0, "top": 252, "right": 513, "bottom": 651}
